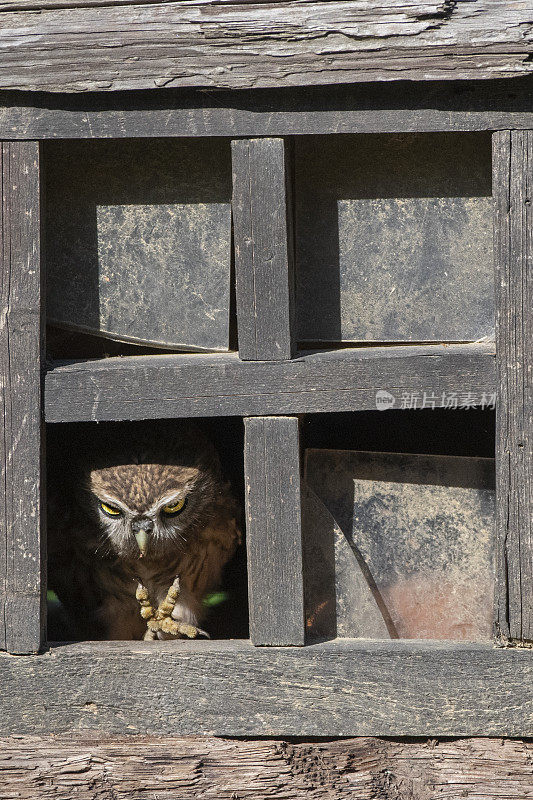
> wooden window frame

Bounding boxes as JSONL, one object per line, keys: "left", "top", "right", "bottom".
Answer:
{"left": 0, "top": 81, "right": 531, "bottom": 737}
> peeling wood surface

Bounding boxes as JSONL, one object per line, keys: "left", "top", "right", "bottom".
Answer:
{"left": 1, "top": 1, "right": 533, "bottom": 92}
{"left": 0, "top": 640, "right": 532, "bottom": 736}
{"left": 0, "top": 141, "right": 45, "bottom": 655}
{"left": 0, "top": 735, "right": 532, "bottom": 799}
{"left": 0, "top": 0, "right": 310, "bottom": 7}
{"left": 493, "top": 130, "right": 533, "bottom": 643}
{"left": 44, "top": 343, "right": 495, "bottom": 422}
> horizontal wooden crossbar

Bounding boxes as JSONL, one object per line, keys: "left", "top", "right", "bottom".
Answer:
{"left": 44, "top": 343, "right": 495, "bottom": 423}
{"left": 3, "top": 79, "right": 533, "bottom": 139}
{"left": 0, "top": 639, "right": 531, "bottom": 736}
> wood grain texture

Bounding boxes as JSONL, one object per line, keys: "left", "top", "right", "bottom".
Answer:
{"left": 493, "top": 130, "right": 533, "bottom": 643}
{"left": 1, "top": 1, "right": 533, "bottom": 92}
{"left": 0, "top": 735, "right": 532, "bottom": 800}
{"left": 0, "top": 0, "right": 331, "bottom": 7}
{"left": 44, "top": 343, "right": 496, "bottom": 423}
{"left": 0, "top": 141, "right": 45, "bottom": 654}
{"left": 0, "top": 640, "right": 531, "bottom": 736}
{"left": 6, "top": 80, "right": 533, "bottom": 139}
{"left": 244, "top": 417, "right": 304, "bottom": 645}
{"left": 232, "top": 139, "right": 295, "bottom": 360}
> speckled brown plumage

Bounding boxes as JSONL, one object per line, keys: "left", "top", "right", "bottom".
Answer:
{"left": 90, "top": 464, "right": 199, "bottom": 514}
{"left": 47, "top": 420, "right": 241, "bottom": 640}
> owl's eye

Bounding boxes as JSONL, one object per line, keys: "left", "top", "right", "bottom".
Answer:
{"left": 162, "top": 498, "right": 186, "bottom": 516}
{"left": 100, "top": 501, "right": 122, "bottom": 517}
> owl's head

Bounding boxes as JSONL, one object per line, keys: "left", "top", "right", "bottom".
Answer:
{"left": 81, "top": 422, "right": 225, "bottom": 562}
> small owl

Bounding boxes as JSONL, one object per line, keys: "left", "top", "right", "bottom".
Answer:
{"left": 47, "top": 420, "right": 241, "bottom": 640}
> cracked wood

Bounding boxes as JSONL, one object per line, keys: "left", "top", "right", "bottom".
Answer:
{"left": 0, "top": 735, "right": 532, "bottom": 799}
{"left": 1, "top": 1, "right": 533, "bottom": 92}
{"left": 493, "top": 130, "right": 533, "bottom": 643}
{"left": 0, "top": 141, "right": 45, "bottom": 655}
{"left": 0, "top": 640, "right": 531, "bottom": 736}
{"left": 44, "top": 343, "right": 496, "bottom": 422}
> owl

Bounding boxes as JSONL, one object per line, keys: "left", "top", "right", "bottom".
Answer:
{"left": 47, "top": 420, "right": 241, "bottom": 640}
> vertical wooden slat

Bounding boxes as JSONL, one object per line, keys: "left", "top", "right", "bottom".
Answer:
{"left": 232, "top": 138, "right": 295, "bottom": 361}
{"left": 0, "top": 141, "right": 45, "bottom": 653}
{"left": 493, "top": 130, "right": 533, "bottom": 642}
{"left": 244, "top": 416, "right": 305, "bottom": 645}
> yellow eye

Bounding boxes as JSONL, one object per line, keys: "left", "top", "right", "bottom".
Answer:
{"left": 100, "top": 501, "right": 122, "bottom": 517}
{"left": 162, "top": 498, "right": 186, "bottom": 516}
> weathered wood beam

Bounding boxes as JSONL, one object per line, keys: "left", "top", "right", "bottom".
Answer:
{"left": 493, "top": 130, "right": 533, "bottom": 643}
{"left": 0, "top": 640, "right": 531, "bottom": 736}
{"left": 232, "top": 138, "right": 295, "bottom": 360}
{"left": 1, "top": 0, "right": 311, "bottom": 7}
{"left": 4, "top": 80, "right": 533, "bottom": 139}
{"left": 1, "top": 1, "right": 533, "bottom": 93}
{"left": 44, "top": 343, "right": 496, "bottom": 423}
{"left": 0, "top": 141, "right": 45, "bottom": 654}
{"left": 1, "top": 735, "right": 532, "bottom": 799}
{"left": 244, "top": 417, "right": 304, "bottom": 645}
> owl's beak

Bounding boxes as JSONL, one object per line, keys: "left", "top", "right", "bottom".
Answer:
{"left": 134, "top": 529, "right": 149, "bottom": 558}
{"left": 132, "top": 518, "right": 154, "bottom": 558}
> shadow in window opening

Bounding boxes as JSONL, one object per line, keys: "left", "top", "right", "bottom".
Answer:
{"left": 46, "top": 417, "right": 248, "bottom": 643}
{"left": 294, "top": 132, "right": 494, "bottom": 347}
{"left": 301, "top": 408, "right": 496, "bottom": 644}
{"left": 44, "top": 138, "right": 233, "bottom": 360}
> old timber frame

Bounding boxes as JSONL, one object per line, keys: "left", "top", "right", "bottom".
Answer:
{"left": 0, "top": 1, "right": 532, "bottom": 798}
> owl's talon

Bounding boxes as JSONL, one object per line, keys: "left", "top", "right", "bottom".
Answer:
{"left": 176, "top": 623, "right": 199, "bottom": 638}
{"left": 159, "top": 600, "right": 175, "bottom": 616}
{"left": 159, "top": 617, "right": 178, "bottom": 634}
{"left": 135, "top": 583, "right": 149, "bottom": 602}
{"left": 174, "top": 622, "right": 210, "bottom": 639}
{"left": 135, "top": 574, "right": 211, "bottom": 640}
{"left": 168, "top": 577, "right": 180, "bottom": 600}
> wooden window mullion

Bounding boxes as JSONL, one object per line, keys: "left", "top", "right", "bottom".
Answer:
{"left": 231, "top": 137, "right": 296, "bottom": 361}
{"left": 0, "top": 140, "right": 45, "bottom": 654}
{"left": 244, "top": 416, "right": 305, "bottom": 646}
{"left": 493, "top": 130, "right": 533, "bottom": 642}
{"left": 233, "top": 136, "right": 304, "bottom": 645}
